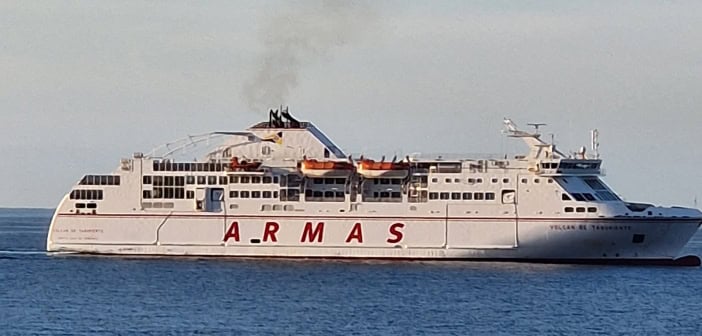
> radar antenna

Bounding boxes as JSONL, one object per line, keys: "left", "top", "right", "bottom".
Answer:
{"left": 502, "top": 118, "right": 541, "bottom": 138}
{"left": 527, "top": 123, "right": 547, "bottom": 135}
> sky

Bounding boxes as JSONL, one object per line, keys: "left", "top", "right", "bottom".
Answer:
{"left": 1, "top": 0, "right": 702, "bottom": 208}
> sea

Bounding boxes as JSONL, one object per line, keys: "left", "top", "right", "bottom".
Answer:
{"left": 1, "top": 208, "right": 702, "bottom": 335}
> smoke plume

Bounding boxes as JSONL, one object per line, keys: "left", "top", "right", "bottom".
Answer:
{"left": 242, "top": 0, "right": 377, "bottom": 113}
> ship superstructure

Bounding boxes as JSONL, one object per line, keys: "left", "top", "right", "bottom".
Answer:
{"left": 47, "top": 109, "right": 702, "bottom": 265}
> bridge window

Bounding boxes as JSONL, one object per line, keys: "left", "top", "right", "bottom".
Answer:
{"left": 583, "top": 193, "right": 596, "bottom": 201}
{"left": 562, "top": 193, "right": 572, "bottom": 201}
{"left": 596, "top": 191, "right": 620, "bottom": 201}
{"left": 583, "top": 177, "right": 607, "bottom": 190}
{"left": 572, "top": 193, "right": 586, "bottom": 202}
{"left": 80, "top": 175, "right": 121, "bottom": 186}
{"left": 70, "top": 189, "right": 104, "bottom": 200}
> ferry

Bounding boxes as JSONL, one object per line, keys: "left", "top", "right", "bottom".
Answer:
{"left": 47, "top": 108, "right": 702, "bottom": 265}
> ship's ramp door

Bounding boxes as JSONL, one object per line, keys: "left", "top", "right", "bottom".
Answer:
{"left": 446, "top": 191, "right": 518, "bottom": 248}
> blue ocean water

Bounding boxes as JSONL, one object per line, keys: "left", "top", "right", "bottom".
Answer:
{"left": 1, "top": 209, "right": 701, "bottom": 335}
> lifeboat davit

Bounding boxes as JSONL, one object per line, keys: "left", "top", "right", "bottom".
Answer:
{"left": 230, "top": 157, "right": 262, "bottom": 171}
{"left": 357, "top": 159, "right": 409, "bottom": 179}
{"left": 300, "top": 159, "right": 355, "bottom": 177}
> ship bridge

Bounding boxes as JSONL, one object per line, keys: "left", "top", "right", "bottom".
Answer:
{"left": 503, "top": 118, "right": 603, "bottom": 177}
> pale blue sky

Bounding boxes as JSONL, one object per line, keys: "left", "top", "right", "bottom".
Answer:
{"left": 2, "top": 1, "right": 701, "bottom": 208}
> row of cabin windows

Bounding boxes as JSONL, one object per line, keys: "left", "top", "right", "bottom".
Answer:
{"left": 433, "top": 177, "right": 484, "bottom": 184}
{"left": 230, "top": 190, "right": 280, "bottom": 199}
{"left": 521, "top": 178, "right": 553, "bottom": 184}
{"left": 79, "top": 175, "right": 120, "bottom": 186}
{"left": 305, "top": 190, "right": 345, "bottom": 198}
{"left": 153, "top": 161, "right": 229, "bottom": 172}
{"left": 565, "top": 207, "right": 597, "bottom": 213}
{"left": 231, "top": 176, "right": 279, "bottom": 184}
{"left": 313, "top": 178, "right": 346, "bottom": 185}
{"left": 143, "top": 187, "right": 191, "bottom": 199}
{"left": 431, "top": 177, "right": 520, "bottom": 185}
{"left": 75, "top": 203, "right": 98, "bottom": 209}
{"left": 144, "top": 175, "right": 228, "bottom": 186}
{"left": 562, "top": 191, "right": 619, "bottom": 202}
{"left": 70, "top": 189, "right": 104, "bottom": 200}
{"left": 373, "top": 179, "right": 402, "bottom": 185}
{"left": 429, "top": 192, "right": 496, "bottom": 201}
{"left": 369, "top": 191, "right": 402, "bottom": 198}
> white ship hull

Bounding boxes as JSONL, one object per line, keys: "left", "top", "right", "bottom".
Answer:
{"left": 47, "top": 212, "right": 701, "bottom": 264}
{"left": 47, "top": 113, "right": 702, "bottom": 266}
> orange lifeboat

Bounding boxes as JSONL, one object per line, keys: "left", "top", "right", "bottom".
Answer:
{"left": 357, "top": 159, "right": 409, "bottom": 179}
{"left": 300, "top": 159, "right": 355, "bottom": 177}
{"left": 230, "top": 157, "right": 262, "bottom": 171}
